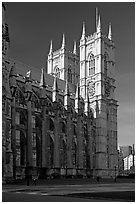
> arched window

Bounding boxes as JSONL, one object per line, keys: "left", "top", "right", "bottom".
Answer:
{"left": 20, "top": 110, "right": 26, "bottom": 126}
{"left": 54, "top": 66, "right": 60, "bottom": 78}
{"left": 60, "top": 139, "right": 66, "bottom": 168}
{"left": 49, "top": 118, "right": 54, "bottom": 131}
{"left": 36, "top": 135, "right": 41, "bottom": 167}
{"left": 61, "top": 121, "right": 66, "bottom": 133}
{"left": 72, "top": 137, "right": 77, "bottom": 167}
{"left": 68, "top": 67, "right": 72, "bottom": 83}
{"left": 20, "top": 131, "right": 26, "bottom": 166}
{"left": 89, "top": 54, "right": 95, "bottom": 76}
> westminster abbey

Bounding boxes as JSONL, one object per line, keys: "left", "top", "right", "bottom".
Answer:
{"left": 2, "top": 4, "right": 118, "bottom": 181}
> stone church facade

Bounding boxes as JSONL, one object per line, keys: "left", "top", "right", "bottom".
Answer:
{"left": 2, "top": 4, "right": 118, "bottom": 180}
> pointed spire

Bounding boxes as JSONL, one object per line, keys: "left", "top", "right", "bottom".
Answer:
{"left": 97, "top": 15, "right": 101, "bottom": 33}
{"left": 75, "top": 83, "right": 80, "bottom": 113}
{"left": 9, "top": 63, "right": 17, "bottom": 77}
{"left": 108, "top": 23, "right": 112, "bottom": 40}
{"left": 39, "top": 68, "right": 47, "bottom": 99}
{"left": 81, "top": 22, "right": 86, "bottom": 39}
{"left": 52, "top": 76, "right": 59, "bottom": 102}
{"left": 73, "top": 41, "right": 77, "bottom": 54}
{"left": 64, "top": 76, "right": 70, "bottom": 109}
{"left": 96, "top": 7, "right": 98, "bottom": 31}
{"left": 39, "top": 68, "right": 46, "bottom": 89}
{"left": 49, "top": 40, "right": 53, "bottom": 54}
{"left": 61, "top": 33, "right": 65, "bottom": 49}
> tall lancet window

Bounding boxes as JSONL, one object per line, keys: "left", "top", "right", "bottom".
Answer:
{"left": 68, "top": 66, "right": 72, "bottom": 83}
{"left": 104, "top": 53, "right": 108, "bottom": 76}
{"left": 20, "top": 131, "right": 26, "bottom": 166}
{"left": 54, "top": 66, "right": 60, "bottom": 78}
{"left": 89, "top": 54, "right": 95, "bottom": 76}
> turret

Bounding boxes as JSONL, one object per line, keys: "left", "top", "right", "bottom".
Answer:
{"left": 81, "top": 22, "right": 86, "bottom": 40}
{"left": 39, "top": 68, "right": 46, "bottom": 88}
{"left": 73, "top": 41, "right": 77, "bottom": 55}
{"left": 96, "top": 7, "right": 98, "bottom": 31}
{"left": 49, "top": 40, "right": 53, "bottom": 55}
{"left": 61, "top": 33, "right": 65, "bottom": 49}
{"left": 39, "top": 68, "right": 47, "bottom": 99}
{"left": 80, "top": 22, "right": 86, "bottom": 99}
{"left": 47, "top": 40, "right": 53, "bottom": 74}
{"left": 64, "top": 76, "right": 70, "bottom": 110}
{"left": 97, "top": 15, "right": 101, "bottom": 33}
{"left": 52, "top": 76, "right": 59, "bottom": 102}
{"left": 75, "top": 83, "right": 80, "bottom": 113}
{"left": 108, "top": 23, "right": 112, "bottom": 41}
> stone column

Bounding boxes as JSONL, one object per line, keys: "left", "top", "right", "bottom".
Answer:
{"left": 41, "top": 103, "right": 48, "bottom": 168}
{"left": 11, "top": 97, "right": 16, "bottom": 178}
{"left": 26, "top": 101, "right": 33, "bottom": 168}
{"left": 54, "top": 107, "right": 60, "bottom": 168}
{"left": 9, "top": 63, "right": 17, "bottom": 179}
{"left": 77, "top": 113, "right": 84, "bottom": 171}
{"left": 66, "top": 110, "right": 73, "bottom": 174}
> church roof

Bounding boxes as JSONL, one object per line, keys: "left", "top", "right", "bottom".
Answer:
{"left": 7, "top": 59, "right": 76, "bottom": 96}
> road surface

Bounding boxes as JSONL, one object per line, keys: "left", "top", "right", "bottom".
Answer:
{"left": 3, "top": 182, "right": 135, "bottom": 202}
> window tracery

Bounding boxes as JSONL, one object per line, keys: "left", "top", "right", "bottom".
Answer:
{"left": 68, "top": 67, "right": 72, "bottom": 83}
{"left": 54, "top": 66, "right": 60, "bottom": 78}
{"left": 89, "top": 54, "right": 95, "bottom": 76}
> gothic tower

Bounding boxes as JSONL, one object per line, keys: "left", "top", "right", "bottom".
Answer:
{"left": 47, "top": 34, "right": 79, "bottom": 85}
{"left": 80, "top": 9, "right": 118, "bottom": 177}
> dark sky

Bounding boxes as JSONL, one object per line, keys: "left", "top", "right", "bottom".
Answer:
{"left": 4, "top": 2, "right": 135, "bottom": 146}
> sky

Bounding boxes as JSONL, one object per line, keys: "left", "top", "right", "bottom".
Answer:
{"left": 4, "top": 2, "right": 135, "bottom": 146}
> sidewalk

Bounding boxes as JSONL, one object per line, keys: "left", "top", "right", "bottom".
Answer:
{"left": 3, "top": 177, "right": 135, "bottom": 187}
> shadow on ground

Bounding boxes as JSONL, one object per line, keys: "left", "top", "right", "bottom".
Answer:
{"left": 63, "top": 191, "right": 135, "bottom": 202}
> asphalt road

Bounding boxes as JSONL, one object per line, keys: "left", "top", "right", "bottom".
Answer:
{"left": 3, "top": 192, "right": 101, "bottom": 202}
{"left": 2, "top": 182, "right": 135, "bottom": 202}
